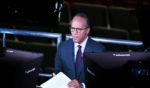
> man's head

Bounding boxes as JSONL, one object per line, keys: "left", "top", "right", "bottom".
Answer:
{"left": 70, "top": 13, "right": 90, "bottom": 44}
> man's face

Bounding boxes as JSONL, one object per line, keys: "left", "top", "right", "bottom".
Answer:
{"left": 70, "top": 16, "right": 90, "bottom": 44}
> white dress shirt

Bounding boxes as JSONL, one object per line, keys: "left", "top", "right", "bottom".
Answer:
{"left": 74, "top": 37, "right": 88, "bottom": 61}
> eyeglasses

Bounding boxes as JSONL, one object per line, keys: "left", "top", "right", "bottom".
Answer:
{"left": 70, "top": 27, "right": 88, "bottom": 33}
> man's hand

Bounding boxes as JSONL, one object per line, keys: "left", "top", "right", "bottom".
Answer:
{"left": 68, "top": 79, "right": 83, "bottom": 88}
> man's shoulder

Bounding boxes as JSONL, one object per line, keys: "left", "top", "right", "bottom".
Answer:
{"left": 88, "top": 38, "right": 101, "bottom": 46}
{"left": 88, "top": 38, "right": 106, "bottom": 51}
{"left": 59, "top": 39, "right": 73, "bottom": 47}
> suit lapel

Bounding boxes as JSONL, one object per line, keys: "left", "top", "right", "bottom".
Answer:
{"left": 84, "top": 38, "right": 93, "bottom": 53}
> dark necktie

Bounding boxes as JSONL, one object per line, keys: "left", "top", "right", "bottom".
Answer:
{"left": 75, "top": 45, "right": 82, "bottom": 73}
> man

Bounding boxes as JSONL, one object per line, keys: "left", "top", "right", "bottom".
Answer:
{"left": 55, "top": 13, "right": 105, "bottom": 88}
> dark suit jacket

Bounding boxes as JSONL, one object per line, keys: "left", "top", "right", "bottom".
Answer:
{"left": 54, "top": 37, "right": 105, "bottom": 83}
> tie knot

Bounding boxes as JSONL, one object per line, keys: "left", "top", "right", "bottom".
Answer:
{"left": 78, "top": 45, "right": 81, "bottom": 49}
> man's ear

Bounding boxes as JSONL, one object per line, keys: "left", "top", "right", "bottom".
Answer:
{"left": 87, "top": 28, "right": 90, "bottom": 35}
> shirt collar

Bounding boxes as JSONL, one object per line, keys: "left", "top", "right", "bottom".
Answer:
{"left": 75, "top": 37, "right": 88, "bottom": 48}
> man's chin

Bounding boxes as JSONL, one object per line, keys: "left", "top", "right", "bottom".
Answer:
{"left": 73, "top": 39, "right": 80, "bottom": 43}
